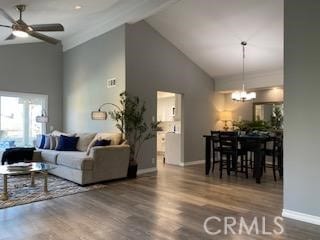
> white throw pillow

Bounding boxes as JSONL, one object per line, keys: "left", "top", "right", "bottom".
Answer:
{"left": 54, "top": 136, "right": 60, "bottom": 150}
{"left": 76, "top": 133, "right": 97, "bottom": 152}
{"left": 49, "top": 135, "right": 56, "bottom": 150}
{"left": 51, "top": 130, "right": 75, "bottom": 137}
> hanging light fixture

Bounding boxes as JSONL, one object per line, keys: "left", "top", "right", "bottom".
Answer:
{"left": 231, "top": 41, "right": 256, "bottom": 102}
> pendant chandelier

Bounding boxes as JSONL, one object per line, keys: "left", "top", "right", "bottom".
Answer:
{"left": 231, "top": 41, "right": 256, "bottom": 102}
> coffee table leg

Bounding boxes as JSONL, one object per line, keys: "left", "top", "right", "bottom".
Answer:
{"left": 43, "top": 172, "right": 48, "bottom": 193}
{"left": 2, "top": 174, "right": 8, "bottom": 201}
{"left": 31, "top": 172, "right": 35, "bottom": 187}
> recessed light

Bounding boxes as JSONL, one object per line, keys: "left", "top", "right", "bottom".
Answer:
{"left": 74, "top": 5, "right": 82, "bottom": 10}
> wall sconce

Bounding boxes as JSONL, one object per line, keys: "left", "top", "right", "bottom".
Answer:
{"left": 220, "top": 111, "right": 232, "bottom": 131}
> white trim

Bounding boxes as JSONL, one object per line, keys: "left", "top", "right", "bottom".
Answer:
{"left": 179, "top": 160, "right": 205, "bottom": 167}
{"left": 137, "top": 167, "right": 157, "bottom": 175}
{"left": 282, "top": 209, "right": 320, "bottom": 226}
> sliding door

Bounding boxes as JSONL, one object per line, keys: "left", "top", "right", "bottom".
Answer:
{"left": 0, "top": 91, "right": 47, "bottom": 149}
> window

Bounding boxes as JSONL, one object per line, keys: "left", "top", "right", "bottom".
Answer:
{"left": 0, "top": 91, "right": 47, "bottom": 150}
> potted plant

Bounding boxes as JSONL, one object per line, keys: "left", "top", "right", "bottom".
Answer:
{"left": 271, "top": 106, "right": 283, "bottom": 130}
{"left": 109, "top": 92, "right": 160, "bottom": 178}
{"left": 233, "top": 120, "right": 272, "bottom": 132}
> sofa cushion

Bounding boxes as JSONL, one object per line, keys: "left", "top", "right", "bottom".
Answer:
{"left": 56, "top": 135, "right": 79, "bottom": 151}
{"left": 38, "top": 135, "right": 46, "bottom": 149}
{"left": 86, "top": 132, "right": 122, "bottom": 155}
{"left": 76, "top": 133, "right": 96, "bottom": 152}
{"left": 56, "top": 151, "right": 93, "bottom": 170}
{"left": 44, "top": 135, "right": 51, "bottom": 149}
{"left": 96, "top": 132, "right": 122, "bottom": 145}
{"left": 35, "top": 135, "right": 43, "bottom": 148}
{"left": 49, "top": 135, "right": 57, "bottom": 150}
{"left": 41, "top": 150, "right": 59, "bottom": 164}
{"left": 94, "top": 139, "right": 111, "bottom": 147}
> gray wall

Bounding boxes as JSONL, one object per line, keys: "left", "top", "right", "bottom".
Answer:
{"left": 0, "top": 43, "right": 63, "bottom": 131}
{"left": 284, "top": 0, "right": 320, "bottom": 217}
{"left": 63, "top": 26, "right": 126, "bottom": 133}
{"left": 126, "top": 21, "right": 215, "bottom": 169}
{"left": 224, "top": 88, "right": 283, "bottom": 121}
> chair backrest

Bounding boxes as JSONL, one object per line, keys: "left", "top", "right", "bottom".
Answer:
{"left": 219, "top": 131, "right": 238, "bottom": 151}
{"left": 211, "top": 131, "right": 220, "bottom": 136}
{"left": 211, "top": 131, "right": 220, "bottom": 143}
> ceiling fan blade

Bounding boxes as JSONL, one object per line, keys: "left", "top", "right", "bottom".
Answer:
{"left": 0, "top": 24, "right": 11, "bottom": 29}
{"left": 0, "top": 8, "right": 16, "bottom": 24}
{"left": 29, "top": 24, "right": 64, "bottom": 32}
{"left": 27, "top": 30, "right": 59, "bottom": 44}
{"left": 5, "top": 34, "right": 16, "bottom": 40}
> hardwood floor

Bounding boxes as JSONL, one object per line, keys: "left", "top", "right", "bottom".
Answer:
{"left": 0, "top": 162, "right": 319, "bottom": 239}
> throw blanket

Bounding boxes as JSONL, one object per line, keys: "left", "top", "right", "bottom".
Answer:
{"left": 1, "top": 147, "right": 35, "bottom": 165}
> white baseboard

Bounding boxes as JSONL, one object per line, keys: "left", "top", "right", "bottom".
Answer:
{"left": 179, "top": 160, "right": 205, "bottom": 167}
{"left": 137, "top": 167, "right": 157, "bottom": 175}
{"left": 282, "top": 209, "right": 320, "bottom": 226}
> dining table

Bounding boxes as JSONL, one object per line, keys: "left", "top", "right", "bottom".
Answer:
{"left": 203, "top": 133, "right": 270, "bottom": 184}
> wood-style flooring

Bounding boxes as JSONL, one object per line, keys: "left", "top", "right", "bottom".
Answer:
{"left": 0, "top": 162, "right": 319, "bottom": 240}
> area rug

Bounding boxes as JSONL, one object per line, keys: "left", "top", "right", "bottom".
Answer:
{"left": 0, "top": 173, "right": 108, "bottom": 209}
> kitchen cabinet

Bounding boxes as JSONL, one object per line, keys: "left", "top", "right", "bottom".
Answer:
{"left": 165, "top": 133, "right": 181, "bottom": 165}
{"left": 157, "top": 95, "right": 181, "bottom": 122}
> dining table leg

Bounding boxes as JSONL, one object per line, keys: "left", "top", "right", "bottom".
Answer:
{"left": 253, "top": 148, "right": 263, "bottom": 184}
{"left": 205, "top": 137, "right": 211, "bottom": 175}
{"left": 279, "top": 152, "right": 283, "bottom": 178}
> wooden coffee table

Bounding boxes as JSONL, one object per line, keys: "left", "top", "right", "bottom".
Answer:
{"left": 0, "top": 162, "right": 56, "bottom": 200}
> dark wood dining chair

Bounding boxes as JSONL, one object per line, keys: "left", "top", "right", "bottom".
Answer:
{"left": 240, "top": 136, "right": 268, "bottom": 181}
{"left": 218, "top": 132, "right": 239, "bottom": 178}
{"left": 265, "top": 135, "right": 283, "bottom": 181}
{"left": 210, "top": 131, "right": 220, "bottom": 174}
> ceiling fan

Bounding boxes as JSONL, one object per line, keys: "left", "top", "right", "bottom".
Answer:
{"left": 0, "top": 4, "right": 64, "bottom": 44}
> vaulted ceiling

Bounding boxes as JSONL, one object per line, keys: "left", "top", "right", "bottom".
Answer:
{"left": 0, "top": 0, "right": 283, "bottom": 79}
{"left": 147, "top": 0, "right": 283, "bottom": 78}
{"left": 0, "top": 0, "right": 177, "bottom": 50}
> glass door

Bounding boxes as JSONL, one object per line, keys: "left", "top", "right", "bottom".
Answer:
{"left": 0, "top": 92, "right": 47, "bottom": 150}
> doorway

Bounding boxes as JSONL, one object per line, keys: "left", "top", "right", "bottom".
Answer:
{"left": 156, "top": 91, "right": 184, "bottom": 169}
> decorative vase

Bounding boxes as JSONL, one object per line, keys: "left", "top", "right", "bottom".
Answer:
{"left": 127, "top": 163, "right": 138, "bottom": 178}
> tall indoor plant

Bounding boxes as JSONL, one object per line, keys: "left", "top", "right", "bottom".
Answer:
{"left": 109, "top": 92, "right": 160, "bottom": 178}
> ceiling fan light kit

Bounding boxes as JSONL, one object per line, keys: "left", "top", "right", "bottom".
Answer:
{"left": 231, "top": 41, "right": 256, "bottom": 102}
{"left": 0, "top": 4, "right": 64, "bottom": 44}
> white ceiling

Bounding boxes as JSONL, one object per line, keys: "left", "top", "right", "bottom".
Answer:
{"left": 147, "top": 0, "right": 283, "bottom": 78}
{"left": 0, "top": 0, "right": 177, "bottom": 50}
{"left": 0, "top": 0, "right": 283, "bottom": 78}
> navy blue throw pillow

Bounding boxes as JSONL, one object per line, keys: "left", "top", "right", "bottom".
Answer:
{"left": 39, "top": 135, "right": 46, "bottom": 149}
{"left": 94, "top": 139, "right": 111, "bottom": 147}
{"left": 56, "top": 135, "right": 79, "bottom": 151}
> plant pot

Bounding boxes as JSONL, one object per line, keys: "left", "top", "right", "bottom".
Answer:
{"left": 127, "top": 164, "right": 138, "bottom": 178}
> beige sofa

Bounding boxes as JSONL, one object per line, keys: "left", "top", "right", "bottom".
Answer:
{"left": 37, "top": 132, "right": 130, "bottom": 185}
